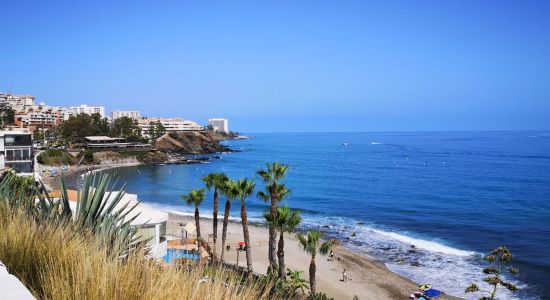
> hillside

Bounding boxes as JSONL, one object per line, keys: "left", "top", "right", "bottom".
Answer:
{"left": 154, "top": 131, "right": 231, "bottom": 154}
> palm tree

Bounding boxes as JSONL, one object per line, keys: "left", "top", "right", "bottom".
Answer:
{"left": 264, "top": 205, "right": 301, "bottom": 279}
{"left": 296, "top": 231, "right": 335, "bottom": 296}
{"left": 181, "top": 189, "right": 205, "bottom": 255}
{"left": 220, "top": 179, "right": 238, "bottom": 262}
{"left": 233, "top": 178, "right": 255, "bottom": 273}
{"left": 202, "top": 172, "right": 228, "bottom": 263}
{"left": 257, "top": 162, "right": 289, "bottom": 273}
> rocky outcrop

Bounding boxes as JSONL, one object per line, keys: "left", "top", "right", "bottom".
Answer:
{"left": 93, "top": 151, "right": 169, "bottom": 165}
{"left": 153, "top": 131, "right": 231, "bottom": 154}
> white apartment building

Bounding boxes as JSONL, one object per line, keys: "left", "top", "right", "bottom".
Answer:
{"left": 138, "top": 117, "right": 204, "bottom": 137}
{"left": 112, "top": 110, "right": 140, "bottom": 120}
{"left": 0, "top": 129, "right": 33, "bottom": 174}
{"left": 208, "top": 118, "right": 229, "bottom": 133}
{"left": 14, "top": 104, "right": 67, "bottom": 128}
{"left": 0, "top": 93, "right": 36, "bottom": 111}
{"left": 68, "top": 104, "right": 105, "bottom": 118}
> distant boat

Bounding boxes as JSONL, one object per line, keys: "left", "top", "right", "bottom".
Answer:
{"left": 342, "top": 142, "right": 349, "bottom": 146}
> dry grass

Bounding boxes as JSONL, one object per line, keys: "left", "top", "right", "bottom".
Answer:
{"left": 0, "top": 205, "right": 288, "bottom": 300}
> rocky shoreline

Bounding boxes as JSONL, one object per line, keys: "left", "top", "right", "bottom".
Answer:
{"left": 39, "top": 131, "right": 239, "bottom": 190}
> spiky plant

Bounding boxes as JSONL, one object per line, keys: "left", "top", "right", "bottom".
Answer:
{"left": 181, "top": 189, "right": 206, "bottom": 255}
{"left": 257, "top": 162, "right": 289, "bottom": 273}
{"left": 70, "top": 173, "right": 146, "bottom": 257}
{"left": 296, "top": 231, "right": 335, "bottom": 296}
{"left": 286, "top": 268, "right": 309, "bottom": 295}
{"left": 0, "top": 171, "right": 147, "bottom": 258}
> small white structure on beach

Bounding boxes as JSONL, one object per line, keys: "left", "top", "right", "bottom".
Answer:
{"left": 66, "top": 192, "right": 169, "bottom": 258}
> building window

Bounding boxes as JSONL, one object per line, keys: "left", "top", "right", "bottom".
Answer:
{"left": 4, "top": 135, "right": 32, "bottom": 146}
{"left": 6, "top": 162, "right": 33, "bottom": 173}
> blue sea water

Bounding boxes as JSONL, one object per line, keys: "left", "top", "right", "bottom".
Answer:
{"left": 103, "top": 132, "right": 550, "bottom": 299}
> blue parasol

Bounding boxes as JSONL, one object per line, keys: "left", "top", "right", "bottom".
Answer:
{"left": 424, "top": 288, "right": 442, "bottom": 297}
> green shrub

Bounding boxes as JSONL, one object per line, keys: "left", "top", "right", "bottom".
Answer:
{"left": 78, "top": 149, "right": 95, "bottom": 164}
{"left": 37, "top": 150, "right": 76, "bottom": 166}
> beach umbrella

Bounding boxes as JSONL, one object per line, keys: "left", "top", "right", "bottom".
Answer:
{"left": 424, "top": 289, "right": 441, "bottom": 297}
{"left": 418, "top": 284, "right": 432, "bottom": 291}
{"left": 184, "top": 222, "right": 196, "bottom": 235}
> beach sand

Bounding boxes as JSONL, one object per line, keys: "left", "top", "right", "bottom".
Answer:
{"left": 167, "top": 213, "right": 459, "bottom": 300}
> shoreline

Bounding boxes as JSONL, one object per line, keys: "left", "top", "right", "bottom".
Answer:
{"left": 166, "top": 212, "right": 460, "bottom": 300}
{"left": 37, "top": 162, "right": 143, "bottom": 191}
{"left": 37, "top": 159, "right": 462, "bottom": 299}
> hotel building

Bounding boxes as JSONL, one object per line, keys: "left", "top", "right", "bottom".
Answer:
{"left": 68, "top": 104, "right": 105, "bottom": 118}
{"left": 208, "top": 118, "right": 229, "bottom": 133}
{"left": 112, "top": 110, "right": 141, "bottom": 120}
{"left": 138, "top": 117, "right": 204, "bottom": 137}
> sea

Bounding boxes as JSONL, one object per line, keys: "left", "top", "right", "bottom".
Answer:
{"left": 101, "top": 132, "right": 550, "bottom": 299}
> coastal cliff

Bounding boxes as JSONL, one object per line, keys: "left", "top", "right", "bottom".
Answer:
{"left": 153, "top": 131, "right": 231, "bottom": 154}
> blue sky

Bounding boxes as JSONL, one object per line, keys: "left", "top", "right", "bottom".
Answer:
{"left": 1, "top": 0, "right": 549, "bottom": 132}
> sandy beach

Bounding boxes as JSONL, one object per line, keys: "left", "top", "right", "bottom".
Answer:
{"left": 36, "top": 163, "right": 459, "bottom": 299}
{"left": 167, "top": 213, "right": 459, "bottom": 300}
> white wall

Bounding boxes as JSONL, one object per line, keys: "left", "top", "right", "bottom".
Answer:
{"left": 0, "top": 260, "right": 36, "bottom": 299}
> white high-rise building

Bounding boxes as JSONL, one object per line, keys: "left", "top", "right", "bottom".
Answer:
{"left": 138, "top": 117, "right": 204, "bottom": 137}
{"left": 68, "top": 104, "right": 105, "bottom": 118}
{"left": 112, "top": 110, "right": 140, "bottom": 120}
{"left": 208, "top": 118, "right": 229, "bottom": 133}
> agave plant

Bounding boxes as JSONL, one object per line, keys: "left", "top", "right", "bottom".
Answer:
{"left": 0, "top": 171, "right": 147, "bottom": 257}
{"left": 69, "top": 173, "right": 146, "bottom": 257}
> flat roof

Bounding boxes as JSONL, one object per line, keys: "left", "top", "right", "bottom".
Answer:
{"left": 84, "top": 136, "right": 126, "bottom": 142}
{"left": 54, "top": 190, "right": 168, "bottom": 225}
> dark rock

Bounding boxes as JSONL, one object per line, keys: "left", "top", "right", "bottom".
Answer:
{"left": 154, "top": 131, "right": 232, "bottom": 155}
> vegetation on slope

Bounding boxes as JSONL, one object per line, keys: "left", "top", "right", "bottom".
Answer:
{"left": 37, "top": 149, "right": 76, "bottom": 165}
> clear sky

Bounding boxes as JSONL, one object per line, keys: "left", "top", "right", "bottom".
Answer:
{"left": 1, "top": 0, "right": 549, "bottom": 132}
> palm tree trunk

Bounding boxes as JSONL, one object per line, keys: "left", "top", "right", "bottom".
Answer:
{"left": 212, "top": 189, "right": 219, "bottom": 263}
{"left": 195, "top": 207, "right": 201, "bottom": 255}
{"left": 241, "top": 199, "right": 253, "bottom": 273}
{"left": 268, "top": 194, "right": 278, "bottom": 273}
{"left": 309, "top": 255, "right": 316, "bottom": 296}
{"left": 277, "top": 230, "right": 285, "bottom": 279}
{"left": 220, "top": 200, "right": 231, "bottom": 262}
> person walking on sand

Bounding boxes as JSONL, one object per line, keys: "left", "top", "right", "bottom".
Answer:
{"left": 342, "top": 269, "right": 348, "bottom": 282}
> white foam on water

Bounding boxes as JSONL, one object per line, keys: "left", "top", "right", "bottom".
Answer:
{"left": 297, "top": 214, "right": 528, "bottom": 299}
{"left": 371, "top": 141, "right": 383, "bottom": 145}
{"left": 369, "top": 228, "right": 476, "bottom": 257}
{"left": 142, "top": 201, "right": 530, "bottom": 299}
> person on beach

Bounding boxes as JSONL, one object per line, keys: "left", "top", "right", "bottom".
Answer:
{"left": 329, "top": 250, "right": 334, "bottom": 261}
{"left": 342, "top": 269, "right": 348, "bottom": 282}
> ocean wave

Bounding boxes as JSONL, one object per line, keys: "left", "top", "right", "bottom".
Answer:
{"left": 145, "top": 201, "right": 525, "bottom": 299}
{"left": 369, "top": 229, "right": 476, "bottom": 257}
{"left": 371, "top": 141, "right": 383, "bottom": 145}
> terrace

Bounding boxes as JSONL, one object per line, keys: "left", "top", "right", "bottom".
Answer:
{"left": 84, "top": 136, "right": 152, "bottom": 152}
